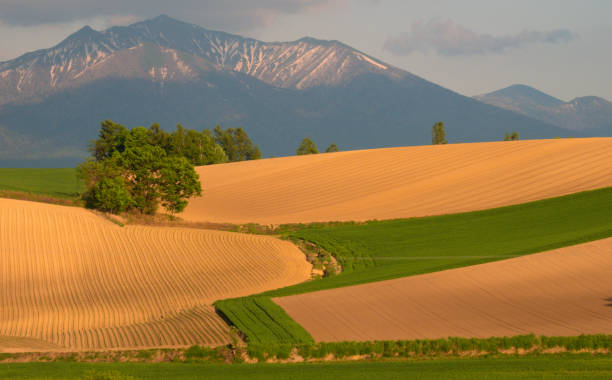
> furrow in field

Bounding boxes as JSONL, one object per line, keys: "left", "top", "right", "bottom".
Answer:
{"left": 274, "top": 238, "right": 612, "bottom": 341}
{"left": 183, "top": 138, "right": 612, "bottom": 224}
{"left": 0, "top": 198, "right": 311, "bottom": 351}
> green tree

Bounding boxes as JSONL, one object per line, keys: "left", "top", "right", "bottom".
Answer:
{"left": 91, "top": 120, "right": 128, "bottom": 161}
{"left": 505, "top": 131, "right": 519, "bottom": 141}
{"left": 121, "top": 145, "right": 167, "bottom": 214}
{"left": 432, "top": 122, "right": 448, "bottom": 145}
{"left": 158, "top": 156, "right": 203, "bottom": 214}
{"left": 169, "top": 124, "right": 188, "bottom": 157}
{"left": 84, "top": 177, "right": 134, "bottom": 214}
{"left": 213, "top": 125, "right": 261, "bottom": 161}
{"left": 325, "top": 142, "right": 339, "bottom": 153}
{"left": 297, "top": 138, "right": 319, "bottom": 155}
{"left": 183, "top": 129, "right": 228, "bottom": 165}
{"left": 147, "top": 122, "right": 171, "bottom": 150}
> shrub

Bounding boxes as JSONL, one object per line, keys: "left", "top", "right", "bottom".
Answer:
{"left": 84, "top": 177, "right": 133, "bottom": 214}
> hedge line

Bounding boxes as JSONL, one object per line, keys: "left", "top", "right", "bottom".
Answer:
{"left": 245, "top": 334, "right": 612, "bottom": 362}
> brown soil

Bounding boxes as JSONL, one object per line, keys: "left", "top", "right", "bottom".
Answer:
{"left": 182, "top": 138, "right": 612, "bottom": 224}
{"left": 0, "top": 198, "right": 311, "bottom": 352}
{"left": 275, "top": 238, "right": 612, "bottom": 341}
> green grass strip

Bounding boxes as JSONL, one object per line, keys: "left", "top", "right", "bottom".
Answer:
{"left": 0, "top": 168, "right": 83, "bottom": 199}
{"left": 1, "top": 353, "right": 612, "bottom": 379}
{"left": 265, "top": 186, "right": 612, "bottom": 296}
{"left": 215, "top": 297, "right": 314, "bottom": 344}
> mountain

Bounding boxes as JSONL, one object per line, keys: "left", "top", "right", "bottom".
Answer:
{"left": 475, "top": 84, "right": 612, "bottom": 132}
{"left": 0, "top": 15, "right": 403, "bottom": 107}
{"left": 0, "top": 16, "right": 582, "bottom": 167}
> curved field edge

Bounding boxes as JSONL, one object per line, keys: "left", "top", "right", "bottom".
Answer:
{"left": 216, "top": 186, "right": 612, "bottom": 343}
{"left": 268, "top": 185, "right": 612, "bottom": 297}
{"left": 0, "top": 198, "right": 311, "bottom": 351}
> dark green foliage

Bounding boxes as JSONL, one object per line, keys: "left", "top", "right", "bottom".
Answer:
{"left": 91, "top": 120, "right": 129, "bottom": 161}
{"left": 84, "top": 177, "right": 134, "bottom": 213}
{"left": 213, "top": 125, "right": 262, "bottom": 162}
{"left": 90, "top": 120, "right": 227, "bottom": 166}
{"left": 265, "top": 187, "right": 612, "bottom": 296}
{"left": 82, "top": 121, "right": 204, "bottom": 214}
{"left": 158, "top": 155, "right": 203, "bottom": 214}
{"left": 234, "top": 334, "right": 612, "bottom": 360}
{"left": 432, "top": 121, "right": 448, "bottom": 144}
{"left": 296, "top": 138, "right": 319, "bottom": 155}
{"left": 325, "top": 143, "right": 339, "bottom": 153}
{"left": 215, "top": 297, "right": 314, "bottom": 344}
{"left": 184, "top": 345, "right": 219, "bottom": 360}
{"left": 504, "top": 131, "right": 520, "bottom": 141}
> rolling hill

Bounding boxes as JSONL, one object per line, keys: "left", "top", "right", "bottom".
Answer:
{"left": 275, "top": 237, "right": 612, "bottom": 341}
{"left": 182, "top": 138, "right": 612, "bottom": 224}
{"left": 0, "top": 15, "right": 578, "bottom": 167}
{"left": 0, "top": 198, "right": 310, "bottom": 351}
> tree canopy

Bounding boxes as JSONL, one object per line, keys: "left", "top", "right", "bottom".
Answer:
{"left": 213, "top": 125, "right": 262, "bottom": 162}
{"left": 504, "top": 131, "right": 520, "bottom": 141}
{"left": 297, "top": 138, "right": 319, "bottom": 155}
{"left": 80, "top": 120, "right": 263, "bottom": 215}
{"left": 325, "top": 142, "right": 339, "bottom": 153}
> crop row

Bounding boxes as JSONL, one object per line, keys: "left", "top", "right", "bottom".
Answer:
{"left": 214, "top": 297, "right": 314, "bottom": 344}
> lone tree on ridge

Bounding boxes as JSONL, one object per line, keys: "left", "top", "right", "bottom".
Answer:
{"left": 432, "top": 121, "right": 448, "bottom": 145}
{"left": 297, "top": 138, "right": 319, "bottom": 155}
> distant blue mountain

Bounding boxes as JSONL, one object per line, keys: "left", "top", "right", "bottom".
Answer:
{"left": 0, "top": 16, "right": 587, "bottom": 167}
{"left": 475, "top": 84, "right": 612, "bottom": 132}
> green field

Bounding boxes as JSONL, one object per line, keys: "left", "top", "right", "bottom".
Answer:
{"left": 219, "top": 187, "right": 612, "bottom": 342}
{"left": 268, "top": 186, "right": 612, "bottom": 296}
{"left": 215, "top": 297, "right": 314, "bottom": 344}
{"left": 0, "top": 168, "right": 82, "bottom": 198}
{"left": 1, "top": 355, "right": 611, "bottom": 379}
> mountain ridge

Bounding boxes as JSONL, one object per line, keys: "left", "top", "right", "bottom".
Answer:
{"left": 0, "top": 15, "right": 602, "bottom": 167}
{"left": 0, "top": 15, "right": 403, "bottom": 107}
{"left": 475, "top": 84, "right": 612, "bottom": 131}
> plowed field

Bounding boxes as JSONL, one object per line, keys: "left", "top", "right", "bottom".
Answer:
{"left": 275, "top": 238, "right": 612, "bottom": 341}
{"left": 0, "top": 199, "right": 311, "bottom": 351}
{"left": 182, "top": 138, "right": 612, "bottom": 224}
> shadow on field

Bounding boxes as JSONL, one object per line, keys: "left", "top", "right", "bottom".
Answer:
{"left": 605, "top": 298, "right": 612, "bottom": 307}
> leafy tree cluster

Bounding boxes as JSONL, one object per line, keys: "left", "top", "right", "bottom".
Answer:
{"left": 296, "top": 138, "right": 339, "bottom": 155}
{"left": 80, "top": 120, "right": 263, "bottom": 215}
{"left": 432, "top": 121, "right": 448, "bottom": 145}
{"left": 504, "top": 131, "right": 520, "bottom": 141}
{"left": 213, "top": 125, "right": 262, "bottom": 161}
{"left": 80, "top": 121, "right": 204, "bottom": 215}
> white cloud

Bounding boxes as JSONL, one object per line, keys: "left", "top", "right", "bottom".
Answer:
{"left": 384, "top": 19, "right": 575, "bottom": 56}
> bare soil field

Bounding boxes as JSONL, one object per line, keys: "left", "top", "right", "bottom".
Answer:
{"left": 0, "top": 198, "right": 311, "bottom": 352}
{"left": 275, "top": 238, "right": 612, "bottom": 341}
{"left": 182, "top": 138, "right": 612, "bottom": 224}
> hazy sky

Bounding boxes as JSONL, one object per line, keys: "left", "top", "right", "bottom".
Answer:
{"left": 1, "top": 0, "right": 610, "bottom": 100}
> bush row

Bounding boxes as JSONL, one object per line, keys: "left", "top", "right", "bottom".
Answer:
{"left": 245, "top": 334, "right": 612, "bottom": 361}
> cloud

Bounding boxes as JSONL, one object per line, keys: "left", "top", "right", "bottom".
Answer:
{"left": 0, "top": 0, "right": 338, "bottom": 31}
{"left": 384, "top": 19, "right": 575, "bottom": 56}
